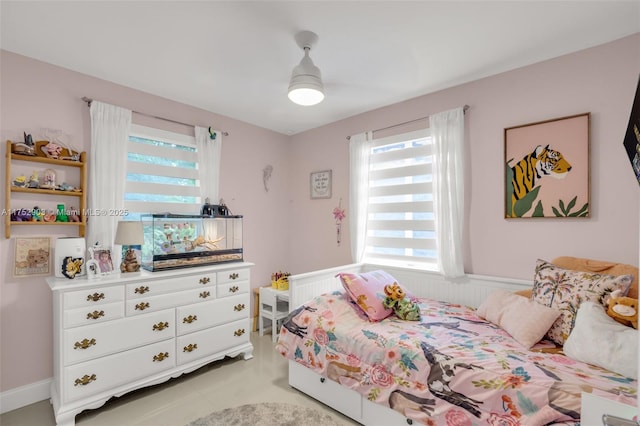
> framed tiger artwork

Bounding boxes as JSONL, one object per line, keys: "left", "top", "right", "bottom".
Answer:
{"left": 504, "top": 113, "right": 590, "bottom": 218}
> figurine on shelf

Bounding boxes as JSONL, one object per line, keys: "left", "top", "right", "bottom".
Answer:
{"left": 44, "top": 142, "right": 63, "bottom": 159}
{"left": 67, "top": 207, "right": 80, "bottom": 222}
{"left": 10, "top": 208, "right": 32, "bottom": 221}
{"left": 57, "top": 182, "right": 75, "bottom": 191}
{"left": 32, "top": 206, "right": 44, "bottom": 221}
{"left": 12, "top": 175, "right": 27, "bottom": 187}
{"left": 27, "top": 171, "right": 40, "bottom": 188}
{"left": 56, "top": 204, "right": 68, "bottom": 222}
{"left": 41, "top": 169, "right": 56, "bottom": 189}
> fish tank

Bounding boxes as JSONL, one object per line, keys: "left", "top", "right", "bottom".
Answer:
{"left": 141, "top": 213, "right": 243, "bottom": 271}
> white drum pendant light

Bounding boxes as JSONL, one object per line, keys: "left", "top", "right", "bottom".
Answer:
{"left": 288, "top": 31, "right": 324, "bottom": 106}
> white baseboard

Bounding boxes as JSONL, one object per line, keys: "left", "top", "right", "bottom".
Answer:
{"left": 0, "top": 378, "right": 51, "bottom": 414}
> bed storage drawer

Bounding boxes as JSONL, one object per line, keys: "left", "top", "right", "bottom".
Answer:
{"left": 289, "top": 361, "right": 362, "bottom": 421}
{"left": 362, "top": 398, "right": 413, "bottom": 426}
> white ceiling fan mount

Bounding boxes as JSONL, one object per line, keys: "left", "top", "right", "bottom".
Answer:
{"left": 288, "top": 30, "right": 324, "bottom": 106}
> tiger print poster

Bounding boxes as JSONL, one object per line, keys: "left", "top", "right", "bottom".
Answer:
{"left": 505, "top": 113, "right": 590, "bottom": 218}
{"left": 622, "top": 74, "right": 640, "bottom": 186}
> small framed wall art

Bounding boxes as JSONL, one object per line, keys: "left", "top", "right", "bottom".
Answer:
{"left": 310, "top": 170, "right": 332, "bottom": 199}
{"left": 505, "top": 113, "right": 590, "bottom": 218}
{"left": 13, "top": 236, "right": 51, "bottom": 277}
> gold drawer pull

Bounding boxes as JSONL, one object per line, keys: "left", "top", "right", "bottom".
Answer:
{"left": 134, "top": 286, "right": 150, "bottom": 294}
{"left": 199, "top": 291, "right": 211, "bottom": 299}
{"left": 234, "top": 328, "right": 245, "bottom": 337}
{"left": 135, "top": 302, "right": 150, "bottom": 311}
{"left": 74, "top": 338, "right": 96, "bottom": 350}
{"left": 87, "top": 292, "right": 105, "bottom": 302}
{"left": 233, "top": 303, "right": 245, "bottom": 311}
{"left": 74, "top": 374, "right": 97, "bottom": 386}
{"left": 199, "top": 277, "right": 211, "bottom": 285}
{"left": 229, "top": 273, "right": 239, "bottom": 280}
{"left": 183, "top": 315, "right": 197, "bottom": 324}
{"left": 86, "top": 310, "right": 105, "bottom": 320}
{"left": 153, "top": 352, "right": 169, "bottom": 362}
{"left": 229, "top": 285, "right": 239, "bottom": 293}
{"left": 152, "top": 321, "right": 169, "bottom": 331}
{"left": 183, "top": 343, "right": 198, "bottom": 353}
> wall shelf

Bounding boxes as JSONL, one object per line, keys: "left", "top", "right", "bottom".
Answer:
{"left": 5, "top": 140, "right": 87, "bottom": 239}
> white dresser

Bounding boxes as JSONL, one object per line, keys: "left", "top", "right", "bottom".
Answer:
{"left": 47, "top": 262, "right": 254, "bottom": 426}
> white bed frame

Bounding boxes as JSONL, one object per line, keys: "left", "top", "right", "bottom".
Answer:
{"left": 286, "top": 263, "right": 532, "bottom": 426}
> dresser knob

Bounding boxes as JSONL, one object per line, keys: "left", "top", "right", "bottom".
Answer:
{"left": 135, "top": 302, "right": 150, "bottom": 311}
{"left": 74, "top": 374, "right": 97, "bottom": 386}
{"left": 152, "top": 321, "right": 169, "bottom": 331}
{"left": 199, "top": 291, "right": 211, "bottom": 299}
{"left": 86, "top": 292, "right": 105, "bottom": 302}
{"left": 233, "top": 328, "right": 245, "bottom": 336}
{"left": 134, "top": 286, "right": 150, "bottom": 294}
{"left": 183, "top": 343, "right": 198, "bottom": 353}
{"left": 86, "top": 310, "right": 105, "bottom": 320}
{"left": 233, "top": 303, "right": 245, "bottom": 311}
{"left": 199, "top": 277, "right": 211, "bottom": 285}
{"left": 229, "top": 285, "right": 239, "bottom": 293}
{"left": 183, "top": 315, "right": 198, "bottom": 324}
{"left": 229, "top": 273, "right": 239, "bottom": 280}
{"left": 74, "top": 338, "right": 96, "bottom": 350}
{"left": 153, "top": 352, "right": 169, "bottom": 362}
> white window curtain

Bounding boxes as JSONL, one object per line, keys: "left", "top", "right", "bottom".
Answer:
{"left": 88, "top": 101, "right": 132, "bottom": 249}
{"left": 349, "top": 131, "right": 373, "bottom": 263}
{"left": 195, "top": 126, "right": 223, "bottom": 205}
{"left": 429, "top": 107, "right": 465, "bottom": 278}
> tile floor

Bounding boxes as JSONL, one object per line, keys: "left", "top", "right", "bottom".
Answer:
{"left": 0, "top": 332, "right": 359, "bottom": 426}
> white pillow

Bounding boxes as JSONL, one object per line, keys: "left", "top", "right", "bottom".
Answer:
{"left": 476, "top": 289, "right": 561, "bottom": 349}
{"left": 564, "top": 301, "right": 638, "bottom": 379}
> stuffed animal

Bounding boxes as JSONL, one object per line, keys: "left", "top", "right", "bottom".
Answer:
{"left": 606, "top": 289, "right": 638, "bottom": 329}
{"left": 120, "top": 248, "right": 141, "bottom": 273}
{"left": 383, "top": 282, "right": 421, "bottom": 321}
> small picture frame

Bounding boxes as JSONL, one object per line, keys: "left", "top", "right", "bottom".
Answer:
{"left": 310, "top": 170, "right": 332, "bottom": 199}
{"left": 93, "top": 249, "right": 115, "bottom": 274}
{"left": 13, "top": 236, "right": 51, "bottom": 277}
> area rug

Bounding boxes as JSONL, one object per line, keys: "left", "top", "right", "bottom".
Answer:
{"left": 186, "top": 402, "right": 345, "bottom": 426}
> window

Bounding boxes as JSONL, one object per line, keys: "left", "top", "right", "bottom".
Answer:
{"left": 125, "top": 124, "right": 200, "bottom": 219}
{"left": 363, "top": 129, "right": 437, "bottom": 269}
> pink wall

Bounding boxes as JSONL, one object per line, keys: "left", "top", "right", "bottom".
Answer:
{"left": 288, "top": 34, "right": 640, "bottom": 278}
{"left": 1, "top": 33, "right": 639, "bottom": 398}
{"left": 0, "top": 51, "right": 291, "bottom": 392}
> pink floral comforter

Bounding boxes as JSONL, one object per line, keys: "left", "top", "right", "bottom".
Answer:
{"left": 275, "top": 291, "right": 637, "bottom": 426}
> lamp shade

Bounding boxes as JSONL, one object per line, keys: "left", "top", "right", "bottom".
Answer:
{"left": 288, "top": 49, "right": 324, "bottom": 106}
{"left": 114, "top": 221, "right": 144, "bottom": 246}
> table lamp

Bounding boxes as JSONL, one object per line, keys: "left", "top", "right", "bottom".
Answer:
{"left": 114, "top": 221, "right": 144, "bottom": 273}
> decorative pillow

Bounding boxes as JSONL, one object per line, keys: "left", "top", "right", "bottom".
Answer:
{"left": 476, "top": 289, "right": 561, "bottom": 349}
{"left": 531, "top": 259, "right": 633, "bottom": 346}
{"left": 337, "top": 270, "right": 410, "bottom": 321}
{"left": 564, "top": 302, "right": 637, "bottom": 379}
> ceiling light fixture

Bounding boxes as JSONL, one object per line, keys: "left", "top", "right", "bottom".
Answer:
{"left": 288, "top": 31, "right": 324, "bottom": 106}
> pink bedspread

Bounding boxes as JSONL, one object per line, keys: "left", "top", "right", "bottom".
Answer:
{"left": 276, "top": 291, "right": 637, "bottom": 426}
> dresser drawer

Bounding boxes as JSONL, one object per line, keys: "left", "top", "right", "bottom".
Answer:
{"left": 217, "top": 268, "right": 249, "bottom": 285}
{"left": 126, "top": 287, "right": 215, "bottom": 316}
{"left": 217, "top": 280, "right": 249, "bottom": 298}
{"left": 176, "top": 318, "right": 249, "bottom": 365}
{"left": 176, "top": 294, "right": 249, "bottom": 335}
{"left": 63, "top": 286, "right": 124, "bottom": 309}
{"left": 62, "top": 339, "right": 175, "bottom": 404}
{"left": 63, "top": 309, "right": 174, "bottom": 366}
{"left": 126, "top": 273, "right": 216, "bottom": 299}
{"left": 63, "top": 301, "right": 124, "bottom": 328}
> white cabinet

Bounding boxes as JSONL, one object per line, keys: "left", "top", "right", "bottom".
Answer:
{"left": 48, "top": 262, "right": 254, "bottom": 426}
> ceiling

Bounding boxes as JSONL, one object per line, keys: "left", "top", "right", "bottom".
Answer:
{"left": 1, "top": 1, "right": 639, "bottom": 135}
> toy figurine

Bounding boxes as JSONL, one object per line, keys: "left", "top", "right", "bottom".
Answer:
{"left": 12, "top": 175, "right": 27, "bottom": 187}
{"left": 27, "top": 171, "right": 39, "bottom": 188}
{"left": 67, "top": 207, "right": 80, "bottom": 222}
{"left": 32, "top": 206, "right": 44, "bottom": 221}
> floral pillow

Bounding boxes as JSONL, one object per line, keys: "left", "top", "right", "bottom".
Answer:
{"left": 531, "top": 259, "right": 633, "bottom": 346}
{"left": 337, "top": 270, "right": 411, "bottom": 321}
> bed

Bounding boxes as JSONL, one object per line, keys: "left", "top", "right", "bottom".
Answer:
{"left": 276, "top": 258, "right": 638, "bottom": 425}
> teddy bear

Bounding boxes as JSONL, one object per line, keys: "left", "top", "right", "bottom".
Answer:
{"left": 606, "top": 289, "right": 638, "bottom": 329}
{"left": 120, "top": 248, "right": 141, "bottom": 273}
{"left": 382, "top": 282, "right": 421, "bottom": 321}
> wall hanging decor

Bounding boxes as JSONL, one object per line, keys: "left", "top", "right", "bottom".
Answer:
{"left": 310, "top": 169, "right": 332, "bottom": 199}
{"left": 13, "top": 236, "right": 51, "bottom": 277}
{"left": 333, "top": 198, "right": 346, "bottom": 246}
{"left": 504, "top": 113, "right": 590, "bottom": 218}
{"left": 622, "top": 74, "right": 640, "bottom": 186}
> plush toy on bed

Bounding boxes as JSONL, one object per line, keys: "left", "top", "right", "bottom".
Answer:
{"left": 383, "top": 282, "right": 421, "bottom": 321}
{"left": 606, "top": 289, "right": 638, "bottom": 329}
